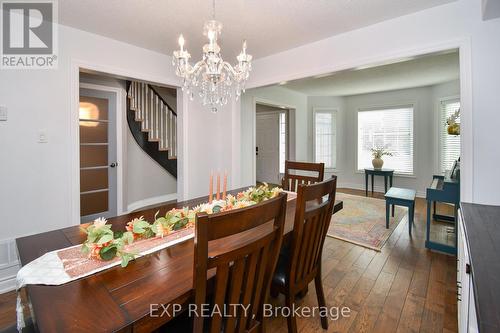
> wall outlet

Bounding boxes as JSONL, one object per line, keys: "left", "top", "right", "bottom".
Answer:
{"left": 38, "top": 129, "right": 48, "bottom": 143}
{"left": 0, "top": 106, "right": 7, "bottom": 121}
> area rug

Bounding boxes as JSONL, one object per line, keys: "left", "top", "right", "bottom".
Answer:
{"left": 327, "top": 193, "right": 407, "bottom": 251}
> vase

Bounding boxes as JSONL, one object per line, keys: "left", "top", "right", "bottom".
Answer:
{"left": 372, "top": 158, "right": 384, "bottom": 170}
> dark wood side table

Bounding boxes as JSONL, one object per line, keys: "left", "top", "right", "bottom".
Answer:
{"left": 364, "top": 168, "right": 395, "bottom": 196}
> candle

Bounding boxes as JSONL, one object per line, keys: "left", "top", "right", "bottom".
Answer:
{"left": 209, "top": 172, "right": 213, "bottom": 204}
{"left": 216, "top": 172, "right": 221, "bottom": 201}
{"left": 223, "top": 171, "right": 227, "bottom": 200}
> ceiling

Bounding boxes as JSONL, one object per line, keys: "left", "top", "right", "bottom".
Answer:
{"left": 59, "top": 0, "right": 456, "bottom": 60}
{"left": 280, "top": 51, "right": 460, "bottom": 96}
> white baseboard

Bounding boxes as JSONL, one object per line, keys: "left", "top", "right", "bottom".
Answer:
{"left": 0, "top": 239, "right": 20, "bottom": 294}
{"left": 337, "top": 182, "right": 426, "bottom": 198}
{"left": 0, "top": 266, "right": 19, "bottom": 294}
{"left": 126, "top": 193, "right": 178, "bottom": 213}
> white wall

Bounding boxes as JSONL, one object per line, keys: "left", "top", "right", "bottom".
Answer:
{"left": 240, "top": 86, "right": 308, "bottom": 186}
{"left": 246, "top": 0, "right": 500, "bottom": 205}
{"left": 307, "top": 82, "right": 460, "bottom": 196}
{"left": 0, "top": 23, "right": 235, "bottom": 291}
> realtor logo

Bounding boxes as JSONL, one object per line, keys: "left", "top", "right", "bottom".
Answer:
{"left": 1, "top": 0, "right": 58, "bottom": 69}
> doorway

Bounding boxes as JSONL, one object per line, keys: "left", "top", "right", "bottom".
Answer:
{"left": 255, "top": 104, "right": 288, "bottom": 184}
{"left": 79, "top": 88, "right": 118, "bottom": 223}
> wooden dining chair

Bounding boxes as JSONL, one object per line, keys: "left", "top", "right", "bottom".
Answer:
{"left": 271, "top": 176, "right": 337, "bottom": 333}
{"left": 281, "top": 160, "right": 325, "bottom": 192}
{"left": 192, "top": 192, "right": 288, "bottom": 333}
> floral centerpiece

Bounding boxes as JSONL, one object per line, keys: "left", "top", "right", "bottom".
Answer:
{"left": 370, "top": 146, "right": 393, "bottom": 170}
{"left": 80, "top": 183, "right": 282, "bottom": 267}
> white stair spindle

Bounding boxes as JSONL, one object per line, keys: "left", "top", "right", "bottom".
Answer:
{"left": 165, "top": 104, "right": 169, "bottom": 150}
{"left": 159, "top": 102, "right": 165, "bottom": 150}
{"left": 172, "top": 114, "right": 177, "bottom": 158}
{"left": 153, "top": 94, "right": 159, "bottom": 141}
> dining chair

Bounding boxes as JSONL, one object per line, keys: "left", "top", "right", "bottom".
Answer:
{"left": 271, "top": 176, "right": 337, "bottom": 333}
{"left": 192, "top": 192, "right": 288, "bottom": 333}
{"left": 281, "top": 160, "right": 325, "bottom": 192}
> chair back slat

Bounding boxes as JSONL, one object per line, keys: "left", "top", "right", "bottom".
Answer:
{"left": 289, "top": 177, "right": 337, "bottom": 286}
{"left": 282, "top": 161, "right": 325, "bottom": 192}
{"left": 193, "top": 193, "right": 287, "bottom": 333}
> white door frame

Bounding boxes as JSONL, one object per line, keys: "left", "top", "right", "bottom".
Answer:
{"left": 252, "top": 97, "right": 297, "bottom": 185}
{"left": 248, "top": 38, "right": 473, "bottom": 202}
{"left": 70, "top": 60, "right": 181, "bottom": 225}
{"left": 80, "top": 82, "right": 124, "bottom": 216}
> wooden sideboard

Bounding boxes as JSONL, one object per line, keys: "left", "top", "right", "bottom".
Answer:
{"left": 458, "top": 203, "right": 500, "bottom": 333}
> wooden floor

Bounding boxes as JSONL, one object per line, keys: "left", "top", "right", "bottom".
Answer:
{"left": 267, "top": 188, "right": 458, "bottom": 333}
{"left": 0, "top": 189, "right": 457, "bottom": 333}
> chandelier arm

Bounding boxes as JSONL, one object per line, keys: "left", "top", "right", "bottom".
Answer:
{"left": 222, "top": 61, "right": 242, "bottom": 78}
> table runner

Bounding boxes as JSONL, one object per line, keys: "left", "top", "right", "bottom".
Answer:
{"left": 15, "top": 227, "right": 195, "bottom": 330}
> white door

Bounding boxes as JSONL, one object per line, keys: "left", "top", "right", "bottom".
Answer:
{"left": 256, "top": 113, "right": 280, "bottom": 184}
{"left": 79, "top": 88, "right": 118, "bottom": 223}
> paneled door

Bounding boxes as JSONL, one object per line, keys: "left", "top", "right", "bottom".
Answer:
{"left": 256, "top": 112, "right": 280, "bottom": 184}
{"left": 79, "top": 88, "right": 117, "bottom": 223}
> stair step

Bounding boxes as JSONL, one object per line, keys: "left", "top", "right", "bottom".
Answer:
{"left": 127, "top": 80, "right": 177, "bottom": 177}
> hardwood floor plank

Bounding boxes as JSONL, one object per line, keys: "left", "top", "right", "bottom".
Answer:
{"left": 347, "top": 271, "right": 395, "bottom": 333}
{"left": 343, "top": 276, "right": 376, "bottom": 313}
{"left": 396, "top": 294, "right": 425, "bottom": 333}
{"left": 372, "top": 267, "right": 414, "bottom": 333}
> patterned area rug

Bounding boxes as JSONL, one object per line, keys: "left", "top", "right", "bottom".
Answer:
{"left": 327, "top": 192, "right": 407, "bottom": 251}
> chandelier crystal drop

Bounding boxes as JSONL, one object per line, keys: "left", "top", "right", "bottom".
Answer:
{"left": 172, "top": 0, "right": 252, "bottom": 113}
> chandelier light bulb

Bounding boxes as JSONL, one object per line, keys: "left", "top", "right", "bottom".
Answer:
{"left": 207, "top": 30, "right": 215, "bottom": 44}
{"left": 178, "top": 34, "right": 185, "bottom": 51}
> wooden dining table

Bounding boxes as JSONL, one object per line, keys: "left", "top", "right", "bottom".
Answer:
{"left": 16, "top": 188, "right": 343, "bottom": 333}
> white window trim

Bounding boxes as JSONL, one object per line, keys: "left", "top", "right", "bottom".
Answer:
{"left": 354, "top": 103, "right": 417, "bottom": 177}
{"left": 313, "top": 107, "right": 338, "bottom": 171}
{"left": 435, "top": 95, "right": 460, "bottom": 175}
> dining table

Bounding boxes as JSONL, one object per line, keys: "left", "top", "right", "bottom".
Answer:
{"left": 16, "top": 188, "right": 343, "bottom": 333}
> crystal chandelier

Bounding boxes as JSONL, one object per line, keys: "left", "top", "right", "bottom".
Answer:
{"left": 172, "top": 0, "right": 252, "bottom": 113}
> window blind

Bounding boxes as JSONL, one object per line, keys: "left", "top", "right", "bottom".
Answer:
{"left": 314, "top": 110, "right": 337, "bottom": 169}
{"left": 439, "top": 99, "right": 460, "bottom": 173}
{"left": 279, "top": 112, "right": 286, "bottom": 174}
{"left": 357, "top": 107, "right": 414, "bottom": 174}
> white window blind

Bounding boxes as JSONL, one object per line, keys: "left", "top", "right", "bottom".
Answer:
{"left": 279, "top": 112, "right": 286, "bottom": 174}
{"left": 357, "top": 107, "right": 414, "bottom": 174}
{"left": 439, "top": 99, "right": 460, "bottom": 173}
{"left": 314, "top": 110, "right": 336, "bottom": 169}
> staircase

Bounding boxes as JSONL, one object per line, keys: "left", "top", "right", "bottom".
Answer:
{"left": 126, "top": 81, "right": 177, "bottom": 178}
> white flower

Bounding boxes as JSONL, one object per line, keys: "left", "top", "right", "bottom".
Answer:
{"left": 93, "top": 217, "right": 107, "bottom": 229}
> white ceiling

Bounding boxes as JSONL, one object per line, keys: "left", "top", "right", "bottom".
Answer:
{"left": 280, "top": 51, "right": 460, "bottom": 96}
{"left": 59, "top": 0, "right": 456, "bottom": 60}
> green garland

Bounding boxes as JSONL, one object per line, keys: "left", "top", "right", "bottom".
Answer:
{"left": 81, "top": 183, "right": 282, "bottom": 267}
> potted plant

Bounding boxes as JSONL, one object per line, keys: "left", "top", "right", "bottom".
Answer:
{"left": 370, "top": 147, "right": 393, "bottom": 170}
{"left": 446, "top": 109, "right": 460, "bottom": 135}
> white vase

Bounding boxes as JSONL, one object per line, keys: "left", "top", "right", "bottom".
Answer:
{"left": 372, "top": 158, "right": 384, "bottom": 170}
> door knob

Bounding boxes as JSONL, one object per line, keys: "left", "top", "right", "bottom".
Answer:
{"left": 110, "top": 162, "right": 118, "bottom": 168}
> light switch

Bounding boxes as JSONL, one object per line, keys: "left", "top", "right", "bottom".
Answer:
{"left": 0, "top": 105, "right": 7, "bottom": 121}
{"left": 38, "top": 129, "right": 48, "bottom": 143}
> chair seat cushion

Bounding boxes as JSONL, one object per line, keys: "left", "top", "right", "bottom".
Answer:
{"left": 385, "top": 187, "right": 416, "bottom": 202}
{"left": 272, "top": 245, "right": 290, "bottom": 288}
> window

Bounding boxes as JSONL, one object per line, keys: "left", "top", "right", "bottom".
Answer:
{"left": 279, "top": 112, "right": 287, "bottom": 174}
{"left": 357, "top": 107, "right": 414, "bottom": 175}
{"left": 439, "top": 99, "right": 460, "bottom": 173}
{"left": 314, "top": 109, "right": 337, "bottom": 169}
